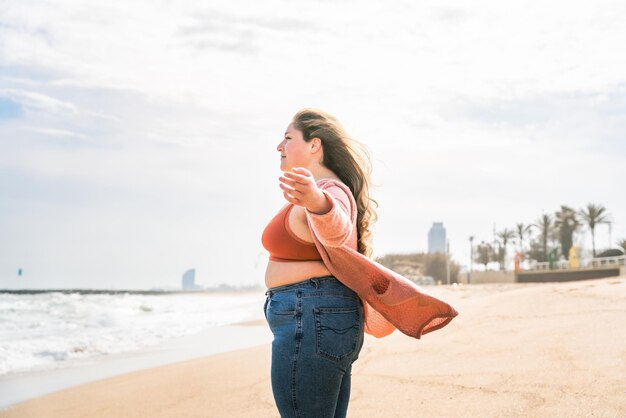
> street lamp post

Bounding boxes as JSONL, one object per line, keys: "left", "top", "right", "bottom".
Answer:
{"left": 446, "top": 240, "right": 450, "bottom": 285}
{"left": 469, "top": 236, "right": 474, "bottom": 284}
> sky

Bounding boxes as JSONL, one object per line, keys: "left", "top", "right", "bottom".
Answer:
{"left": 1, "top": 0, "right": 625, "bottom": 289}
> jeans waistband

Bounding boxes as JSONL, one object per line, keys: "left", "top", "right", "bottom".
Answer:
{"left": 266, "top": 276, "right": 339, "bottom": 296}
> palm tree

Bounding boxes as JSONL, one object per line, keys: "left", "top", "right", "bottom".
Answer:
{"left": 554, "top": 206, "right": 579, "bottom": 260}
{"left": 617, "top": 238, "right": 626, "bottom": 254}
{"left": 533, "top": 214, "right": 553, "bottom": 263}
{"left": 515, "top": 223, "right": 532, "bottom": 253}
{"left": 496, "top": 229, "right": 516, "bottom": 271}
{"left": 475, "top": 241, "right": 493, "bottom": 270}
{"left": 579, "top": 204, "right": 610, "bottom": 257}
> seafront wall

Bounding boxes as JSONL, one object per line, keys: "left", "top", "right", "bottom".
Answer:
{"left": 516, "top": 267, "right": 622, "bottom": 283}
{"left": 458, "top": 265, "right": 625, "bottom": 284}
{"left": 458, "top": 271, "right": 516, "bottom": 284}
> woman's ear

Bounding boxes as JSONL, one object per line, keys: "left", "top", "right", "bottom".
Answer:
{"left": 310, "top": 137, "right": 322, "bottom": 153}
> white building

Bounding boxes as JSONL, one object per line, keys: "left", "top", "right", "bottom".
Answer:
{"left": 182, "top": 268, "right": 197, "bottom": 290}
{"left": 428, "top": 222, "right": 446, "bottom": 254}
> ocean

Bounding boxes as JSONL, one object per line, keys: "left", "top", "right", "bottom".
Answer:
{"left": 0, "top": 290, "right": 265, "bottom": 377}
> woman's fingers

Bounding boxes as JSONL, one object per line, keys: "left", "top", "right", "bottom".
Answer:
{"left": 283, "top": 171, "right": 309, "bottom": 185}
{"left": 279, "top": 167, "right": 317, "bottom": 206}
{"left": 279, "top": 182, "right": 301, "bottom": 197}
{"left": 279, "top": 177, "right": 303, "bottom": 192}
{"left": 283, "top": 191, "right": 298, "bottom": 204}
{"left": 280, "top": 171, "right": 312, "bottom": 191}
{"left": 278, "top": 175, "right": 296, "bottom": 185}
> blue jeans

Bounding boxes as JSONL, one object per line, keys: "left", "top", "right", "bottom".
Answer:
{"left": 264, "top": 276, "right": 365, "bottom": 418}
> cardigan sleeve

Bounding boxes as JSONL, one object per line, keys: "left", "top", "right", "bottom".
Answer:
{"left": 305, "top": 184, "right": 354, "bottom": 248}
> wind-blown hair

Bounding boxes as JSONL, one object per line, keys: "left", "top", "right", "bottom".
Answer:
{"left": 292, "top": 108, "right": 378, "bottom": 258}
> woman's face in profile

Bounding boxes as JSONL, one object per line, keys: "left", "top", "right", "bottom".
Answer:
{"left": 277, "top": 123, "right": 309, "bottom": 172}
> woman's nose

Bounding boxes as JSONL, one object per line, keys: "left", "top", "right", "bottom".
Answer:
{"left": 276, "top": 141, "right": 284, "bottom": 152}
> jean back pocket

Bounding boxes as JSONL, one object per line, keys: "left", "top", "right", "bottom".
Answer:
{"left": 314, "top": 306, "right": 361, "bottom": 362}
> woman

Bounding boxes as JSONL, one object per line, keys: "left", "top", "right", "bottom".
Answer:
{"left": 261, "top": 108, "right": 376, "bottom": 418}
{"left": 262, "top": 109, "right": 458, "bottom": 418}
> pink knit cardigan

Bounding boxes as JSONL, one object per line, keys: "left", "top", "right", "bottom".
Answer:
{"left": 305, "top": 178, "right": 458, "bottom": 339}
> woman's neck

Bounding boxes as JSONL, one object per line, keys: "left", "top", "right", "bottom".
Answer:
{"left": 308, "top": 165, "right": 340, "bottom": 182}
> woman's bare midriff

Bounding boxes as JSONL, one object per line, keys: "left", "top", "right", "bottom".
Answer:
{"left": 265, "top": 260, "right": 331, "bottom": 288}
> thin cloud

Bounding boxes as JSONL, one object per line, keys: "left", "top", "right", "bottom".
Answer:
{"left": 434, "top": 7, "right": 471, "bottom": 22}
{"left": 1, "top": 88, "right": 77, "bottom": 114}
{"left": 24, "top": 126, "right": 87, "bottom": 140}
{"left": 179, "top": 10, "right": 316, "bottom": 35}
{"left": 187, "top": 38, "right": 257, "bottom": 54}
{"left": 176, "top": 10, "right": 316, "bottom": 54}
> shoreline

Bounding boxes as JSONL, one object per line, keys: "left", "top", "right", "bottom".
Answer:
{"left": 2, "top": 278, "right": 625, "bottom": 417}
{"left": 0, "top": 319, "right": 271, "bottom": 410}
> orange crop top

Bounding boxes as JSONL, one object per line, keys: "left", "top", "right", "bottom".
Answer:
{"left": 261, "top": 204, "right": 322, "bottom": 262}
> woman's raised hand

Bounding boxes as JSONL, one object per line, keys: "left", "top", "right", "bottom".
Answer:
{"left": 279, "top": 167, "right": 331, "bottom": 214}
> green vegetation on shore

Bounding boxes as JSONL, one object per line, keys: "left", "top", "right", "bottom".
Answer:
{"left": 473, "top": 203, "right": 622, "bottom": 270}
{"left": 375, "top": 252, "right": 460, "bottom": 284}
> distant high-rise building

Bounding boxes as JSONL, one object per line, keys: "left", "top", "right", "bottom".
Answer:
{"left": 428, "top": 222, "right": 446, "bottom": 253}
{"left": 182, "top": 268, "right": 197, "bottom": 290}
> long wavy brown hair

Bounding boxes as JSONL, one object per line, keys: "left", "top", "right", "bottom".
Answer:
{"left": 292, "top": 108, "right": 378, "bottom": 258}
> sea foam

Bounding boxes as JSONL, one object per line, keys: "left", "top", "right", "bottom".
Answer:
{"left": 0, "top": 291, "right": 263, "bottom": 375}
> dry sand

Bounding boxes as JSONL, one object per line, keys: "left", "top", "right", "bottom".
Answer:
{"left": 2, "top": 277, "right": 625, "bottom": 418}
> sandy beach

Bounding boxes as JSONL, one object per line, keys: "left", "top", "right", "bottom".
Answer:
{"left": 2, "top": 277, "right": 624, "bottom": 418}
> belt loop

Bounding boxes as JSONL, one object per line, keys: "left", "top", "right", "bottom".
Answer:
{"left": 311, "top": 277, "right": 320, "bottom": 289}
